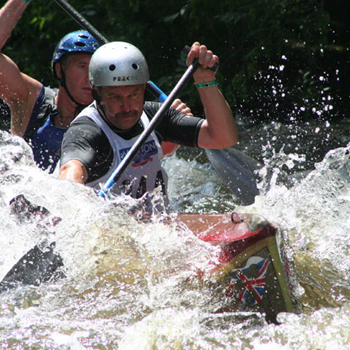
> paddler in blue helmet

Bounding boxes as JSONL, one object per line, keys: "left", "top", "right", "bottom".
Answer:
{"left": 0, "top": 0, "right": 192, "bottom": 173}
{"left": 58, "top": 41, "right": 238, "bottom": 205}
{"left": 0, "top": 0, "right": 102, "bottom": 173}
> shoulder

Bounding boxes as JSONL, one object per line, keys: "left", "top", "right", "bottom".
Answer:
{"left": 143, "top": 101, "right": 182, "bottom": 121}
{"left": 60, "top": 115, "right": 112, "bottom": 181}
{"left": 66, "top": 116, "right": 103, "bottom": 142}
{"left": 61, "top": 116, "right": 109, "bottom": 162}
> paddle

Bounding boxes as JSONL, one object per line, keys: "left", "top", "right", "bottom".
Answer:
{"left": 53, "top": 0, "right": 260, "bottom": 203}
{"left": 0, "top": 195, "right": 64, "bottom": 292}
{"left": 98, "top": 59, "right": 201, "bottom": 197}
{"left": 205, "top": 148, "right": 260, "bottom": 205}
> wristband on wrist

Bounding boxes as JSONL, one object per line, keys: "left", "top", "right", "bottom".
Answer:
{"left": 22, "top": 0, "right": 31, "bottom": 4}
{"left": 195, "top": 81, "right": 218, "bottom": 88}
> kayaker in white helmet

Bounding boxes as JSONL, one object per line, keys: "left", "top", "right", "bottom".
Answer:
{"left": 58, "top": 41, "right": 238, "bottom": 206}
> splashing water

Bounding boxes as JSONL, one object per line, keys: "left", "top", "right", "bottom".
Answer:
{"left": 2, "top": 128, "right": 350, "bottom": 349}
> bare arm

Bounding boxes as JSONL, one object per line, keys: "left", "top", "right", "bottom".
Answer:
{"left": 59, "top": 160, "right": 88, "bottom": 184}
{"left": 0, "top": 0, "right": 29, "bottom": 48}
{"left": 0, "top": 0, "right": 42, "bottom": 136}
{"left": 186, "top": 42, "right": 238, "bottom": 149}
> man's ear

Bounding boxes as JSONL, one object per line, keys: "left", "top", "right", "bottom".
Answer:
{"left": 92, "top": 87, "right": 99, "bottom": 101}
{"left": 54, "top": 62, "right": 62, "bottom": 80}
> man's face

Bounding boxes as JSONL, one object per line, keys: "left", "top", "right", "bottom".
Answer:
{"left": 98, "top": 84, "right": 146, "bottom": 130}
{"left": 57, "top": 53, "right": 93, "bottom": 105}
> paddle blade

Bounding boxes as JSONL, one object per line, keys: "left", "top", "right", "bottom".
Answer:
{"left": 0, "top": 195, "right": 65, "bottom": 293}
{"left": 0, "top": 242, "right": 64, "bottom": 292}
{"left": 205, "top": 148, "right": 261, "bottom": 205}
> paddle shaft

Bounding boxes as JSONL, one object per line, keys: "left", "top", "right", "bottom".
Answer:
{"left": 54, "top": 0, "right": 107, "bottom": 45}
{"left": 53, "top": 0, "right": 166, "bottom": 101}
{"left": 98, "top": 60, "right": 200, "bottom": 197}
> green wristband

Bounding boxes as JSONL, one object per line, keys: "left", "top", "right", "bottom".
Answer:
{"left": 195, "top": 81, "right": 219, "bottom": 88}
{"left": 22, "top": 0, "right": 31, "bottom": 4}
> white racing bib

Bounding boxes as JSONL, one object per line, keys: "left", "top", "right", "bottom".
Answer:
{"left": 74, "top": 104, "right": 168, "bottom": 201}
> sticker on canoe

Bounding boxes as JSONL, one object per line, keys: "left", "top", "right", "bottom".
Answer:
{"left": 225, "top": 256, "right": 270, "bottom": 305}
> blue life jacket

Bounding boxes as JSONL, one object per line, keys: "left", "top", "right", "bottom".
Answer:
{"left": 24, "top": 86, "right": 65, "bottom": 173}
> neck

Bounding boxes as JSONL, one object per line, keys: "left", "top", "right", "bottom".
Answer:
{"left": 54, "top": 88, "right": 79, "bottom": 128}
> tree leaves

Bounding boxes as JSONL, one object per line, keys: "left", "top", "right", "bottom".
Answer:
{"left": 1, "top": 0, "right": 349, "bottom": 123}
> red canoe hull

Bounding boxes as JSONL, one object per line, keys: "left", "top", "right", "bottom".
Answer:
{"left": 179, "top": 212, "right": 294, "bottom": 323}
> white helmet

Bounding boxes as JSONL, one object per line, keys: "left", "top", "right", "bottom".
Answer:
{"left": 89, "top": 41, "right": 150, "bottom": 87}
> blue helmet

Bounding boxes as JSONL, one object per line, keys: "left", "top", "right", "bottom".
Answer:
{"left": 52, "top": 30, "right": 100, "bottom": 80}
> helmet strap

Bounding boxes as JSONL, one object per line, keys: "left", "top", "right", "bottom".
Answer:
{"left": 58, "top": 63, "right": 88, "bottom": 116}
{"left": 93, "top": 88, "right": 108, "bottom": 121}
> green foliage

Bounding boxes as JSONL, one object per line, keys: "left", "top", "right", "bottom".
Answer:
{"left": 2, "top": 0, "right": 349, "bottom": 123}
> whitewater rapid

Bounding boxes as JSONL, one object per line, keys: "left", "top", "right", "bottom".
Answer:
{"left": 1, "top": 129, "right": 350, "bottom": 349}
